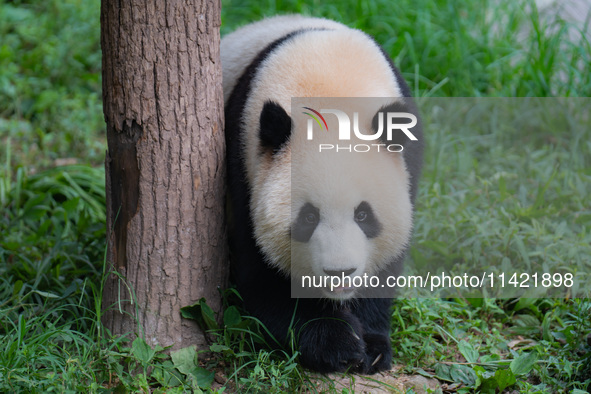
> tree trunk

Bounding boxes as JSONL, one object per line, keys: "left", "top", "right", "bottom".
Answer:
{"left": 100, "top": 0, "right": 227, "bottom": 350}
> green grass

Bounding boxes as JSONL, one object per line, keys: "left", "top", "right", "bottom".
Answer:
{"left": 1, "top": 0, "right": 590, "bottom": 392}
{"left": 0, "top": 0, "right": 104, "bottom": 168}
{"left": 221, "top": 0, "right": 591, "bottom": 98}
{"left": 406, "top": 98, "right": 591, "bottom": 299}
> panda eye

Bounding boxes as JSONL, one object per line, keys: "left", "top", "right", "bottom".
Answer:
{"left": 355, "top": 211, "right": 367, "bottom": 222}
{"left": 305, "top": 213, "right": 318, "bottom": 224}
{"left": 292, "top": 202, "right": 320, "bottom": 243}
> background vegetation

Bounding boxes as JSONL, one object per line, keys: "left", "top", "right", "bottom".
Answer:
{"left": 0, "top": 0, "right": 589, "bottom": 392}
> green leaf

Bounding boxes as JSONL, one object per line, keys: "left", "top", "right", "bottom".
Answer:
{"left": 181, "top": 298, "right": 219, "bottom": 330}
{"left": 510, "top": 352, "right": 537, "bottom": 375}
{"left": 480, "top": 353, "right": 500, "bottom": 363}
{"left": 415, "top": 368, "right": 436, "bottom": 378}
{"left": 458, "top": 340, "right": 479, "bottom": 364}
{"left": 434, "top": 363, "right": 452, "bottom": 382}
{"left": 21, "top": 193, "right": 48, "bottom": 220}
{"left": 131, "top": 337, "right": 156, "bottom": 365}
{"left": 223, "top": 305, "right": 241, "bottom": 327}
{"left": 210, "top": 343, "right": 231, "bottom": 353}
{"left": 12, "top": 280, "right": 23, "bottom": 298}
{"left": 513, "top": 236, "right": 530, "bottom": 268}
{"left": 180, "top": 304, "right": 199, "bottom": 320}
{"left": 494, "top": 368, "right": 516, "bottom": 391}
{"left": 450, "top": 364, "right": 477, "bottom": 386}
{"left": 513, "top": 314, "right": 540, "bottom": 327}
{"left": 514, "top": 297, "right": 537, "bottom": 312}
{"left": 170, "top": 346, "right": 213, "bottom": 389}
{"left": 151, "top": 360, "right": 182, "bottom": 387}
{"left": 192, "top": 367, "right": 214, "bottom": 389}
{"left": 473, "top": 365, "right": 495, "bottom": 392}
{"left": 477, "top": 376, "right": 499, "bottom": 394}
{"left": 466, "top": 298, "right": 483, "bottom": 307}
{"left": 171, "top": 345, "right": 198, "bottom": 376}
{"left": 199, "top": 301, "right": 218, "bottom": 330}
{"left": 62, "top": 196, "right": 80, "bottom": 217}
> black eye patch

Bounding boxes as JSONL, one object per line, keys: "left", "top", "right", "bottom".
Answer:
{"left": 354, "top": 201, "right": 381, "bottom": 238}
{"left": 291, "top": 203, "right": 320, "bottom": 243}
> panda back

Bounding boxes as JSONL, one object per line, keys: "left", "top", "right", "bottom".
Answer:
{"left": 221, "top": 15, "right": 345, "bottom": 102}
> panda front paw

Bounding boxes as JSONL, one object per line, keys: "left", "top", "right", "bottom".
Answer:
{"left": 361, "top": 333, "right": 392, "bottom": 374}
{"left": 298, "top": 312, "right": 366, "bottom": 373}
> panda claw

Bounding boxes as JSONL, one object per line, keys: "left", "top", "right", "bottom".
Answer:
{"left": 371, "top": 353, "right": 383, "bottom": 367}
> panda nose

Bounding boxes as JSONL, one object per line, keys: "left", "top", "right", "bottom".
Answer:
{"left": 323, "top": 268, "right": 356, "bottom": 277}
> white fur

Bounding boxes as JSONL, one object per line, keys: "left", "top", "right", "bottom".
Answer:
{"left": 221, "top": 15, "right": 344, "bottom": 103}
{"left": 222, "top": 16, "right": 413, "bottom": 298}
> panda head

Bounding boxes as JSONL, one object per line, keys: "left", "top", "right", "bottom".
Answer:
{"left": 251, "top": 100, "right": 414, "bottom": 300}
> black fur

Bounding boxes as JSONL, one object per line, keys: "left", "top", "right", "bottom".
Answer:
{"left": 224, "top": 25, "right": 422, "bottom": 374}
{"left": 260, "top": 101, "right": 292, "bottom": 154}
{"left": 371, "top": 101, "right": 415, "bottom": 147}
{"left": 373, "top": 42, "right": 424, "bottom": 204}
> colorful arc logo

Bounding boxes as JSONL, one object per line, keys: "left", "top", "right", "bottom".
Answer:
{"left": 302, "top": 107, "right": 328, "bottom": 132}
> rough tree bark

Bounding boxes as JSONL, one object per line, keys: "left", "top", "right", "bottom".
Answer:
{"left": 100, "top": 0, "right": 227, "bottom": 350}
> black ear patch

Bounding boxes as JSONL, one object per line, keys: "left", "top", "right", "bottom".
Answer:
{"left": 259, "top": 101, "right": 292, "bottom": 154}
{"left": 371, "top": 100, "right": 419, "bottom": 149}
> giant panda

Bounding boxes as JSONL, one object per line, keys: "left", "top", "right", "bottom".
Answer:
{"left": 221, "top": 15, "right": 423, "bottom": 374}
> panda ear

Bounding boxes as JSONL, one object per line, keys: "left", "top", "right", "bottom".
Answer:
{"left": 371, "top": 100, "right": 419, "bottom": 148}
{"left": 259, "top": 101, "right": 292, "bottom": 154}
